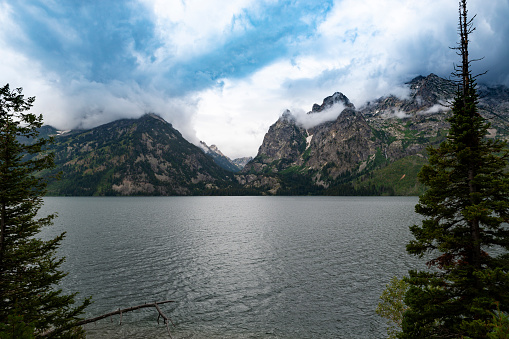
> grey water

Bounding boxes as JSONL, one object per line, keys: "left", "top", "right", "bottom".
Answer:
{"left": 38, "top": 196, "right": 424, "bottom": 339}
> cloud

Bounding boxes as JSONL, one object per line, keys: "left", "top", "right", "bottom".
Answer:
{"left": 193, "top": 0, "right": 509, "bottom": 157}
{"left": 4, "top": 1, "right": 160, "bottom": 83}
{"left": 1, "top": 0, "right": 508, "bottom": 159}
{"left": 290, "top": 103, "right": 346, "bottom": 130}
{"left": 392, "top": 110, "right": 411, "bottom": 119}
{"left": 422, "top": 103, "right": 451, "bottom": 115}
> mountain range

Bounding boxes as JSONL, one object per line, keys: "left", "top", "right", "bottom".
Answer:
{"left": 237, "top": 74, "right": 508, "bottom": 195}
{"left": 39, "top": 74, "right": 509, "bottom": 196}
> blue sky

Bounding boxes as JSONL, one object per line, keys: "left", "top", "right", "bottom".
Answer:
{"left": 2, "top": 0, "right": 508, "bottom": 158}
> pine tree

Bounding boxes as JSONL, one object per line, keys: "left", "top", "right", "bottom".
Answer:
{"left": 400, "top": 1, "right": 509, "bottom": 338}
{"left": 0, "top": 84, "right": 90, "bottom": 338}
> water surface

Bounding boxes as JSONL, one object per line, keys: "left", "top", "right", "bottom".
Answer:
{"left": 39, "top": 196, "right": 424, "bottom": 338}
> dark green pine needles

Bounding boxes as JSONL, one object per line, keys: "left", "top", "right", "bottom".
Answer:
{"left": 400, "top": 1, "right": 509, "bottom": 338}
{"left": 0, "top": 84, "right": 90, "bottom": 338}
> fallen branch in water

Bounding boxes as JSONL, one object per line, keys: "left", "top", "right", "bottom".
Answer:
{"left": 40, "top": 300, "right": 176, "bottom": 338}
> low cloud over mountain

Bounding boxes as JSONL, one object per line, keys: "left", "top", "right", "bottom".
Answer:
{"left": 2, "top": 0, "right": 508, "bottom": 158}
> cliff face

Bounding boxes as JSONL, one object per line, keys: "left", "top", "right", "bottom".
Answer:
{"left": 231, "top": 156, "right": 253, "bottom": 169}
{"left": 303, "top": 109, "right": 378, "bottom": 184}
{"left": 241, "top": 104, "right": 380, "bottom": 190}
{"left": 361, "top": 74, "right": 456, "bottom": 117}
{"left": 239, "top": 74, "right": 509, "bottom": 195}
{"left": 239, "top": 91, "right": 381, "bottom": 190}
{"left": 243, "top": 111, "right": 307, "bottom": 174}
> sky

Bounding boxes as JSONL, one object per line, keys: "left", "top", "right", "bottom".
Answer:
{"left": 1, "top": 0, "right": 509, "bottom": 159}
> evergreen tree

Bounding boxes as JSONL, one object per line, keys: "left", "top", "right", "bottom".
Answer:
{"left": 400, "top": 1, "right": 509, "bottom": 338}
{"left": 0, "top": 84, "right": 90, "bottom": 338}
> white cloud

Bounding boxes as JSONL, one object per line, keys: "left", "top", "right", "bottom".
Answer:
{"left": 291, "top": 103, "right": 346, "bottom": 130}
{"left": 192, "top": 58, "right": 353, "bottom": 158}
{"left": 393, "top": 110, "right": 411, "bottom": 119}
{"left": 193, "top": 66, "right": 295, "bottom": 159}
{"left": 422, "top": 102, "right": 451, "bottom": 115}
{"left": 192, "top": 0, "right": 500, "bottom": 158}
{"left": 2, "top": 0, "right": 508, "bottom": 161}
{"left": 138, "top": 0, "right": 259, "bottom": 61}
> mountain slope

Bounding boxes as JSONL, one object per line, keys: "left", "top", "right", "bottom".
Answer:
{"left": 45, "top": 114, "right": 236, "bottom": 195}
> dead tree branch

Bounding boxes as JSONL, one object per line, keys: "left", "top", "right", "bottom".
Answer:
{"left": 39, "top": 300, "right": 176, "bottom": 338}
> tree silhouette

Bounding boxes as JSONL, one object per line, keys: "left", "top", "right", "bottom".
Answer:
{"left": 400, "top": 1, "right": 509, "bottom": 337}
{"left": 0, "top": 84, "right": 90, "bottom": 338}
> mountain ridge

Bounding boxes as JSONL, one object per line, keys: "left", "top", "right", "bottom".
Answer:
{"left": 237, "top": 73, "right": 509, "bottom": 195}
{"left": 39, "top": 74, "right": 509, "bottom": 196}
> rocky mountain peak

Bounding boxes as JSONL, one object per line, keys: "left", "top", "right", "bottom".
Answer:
{"left": 280, "top": 109, "right": 297, "bottom": 122}
{"left": 199, "top": 141, "right": 226, "bottom": 157}
{"left": 361, "top": 74, "right": 457, "bottom": 117}
{"left": 407, "top": 73, "right": 456, "bottom": 106}
{"left": 208, "top": 144, "right": 223, "bottom": 156}
{"left": 407, "top": 73, "right": 442, "bottom": 86}
{"left": 44, "top": 114, "right": 235, "bottom": 195}
{"left": 242, "top": 109, "right": 307, "bottom": 174}
{"left": 311, "top": 92, "right": 354, "bottom": 113}
{"left": 198, "top": 141, "right": 241, "bottom": 172}
{"left": 143, "top": 113, "right": 167, "bottom": 123}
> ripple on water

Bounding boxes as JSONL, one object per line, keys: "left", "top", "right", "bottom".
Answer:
{"left": 39, "top": 196, "right": 424, "bottom": 339}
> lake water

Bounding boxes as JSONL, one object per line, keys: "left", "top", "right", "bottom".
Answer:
{"left": 38, "top": 196, "right": 424, "bottom": 339}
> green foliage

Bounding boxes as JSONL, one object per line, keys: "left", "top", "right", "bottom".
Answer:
{"left": 0, "top": 313, "right": 35, "bottom": 339}
{"left": 0, "top": 84, "right": 90, "bottom": 337}
{"left": 355, "top": 155, "right": 428, "bottom": 196}
{"left": 279, "top": 165, "right": 304, "bottom": 175}
{"left": 371, "top": 126, "right": 396, "bottom": 145}
{"left": 401, "top": 2, "right": 509, "bottom": 338}
{"left": 376, "top": 276, "right": 409, "bottom": 339}
{"left": 488, "top": 303, "right": 509, "bottom": 339}
{"left": 298, "top": 134, "right": 308, "bottom": 154}
{"left": 301, "top": 147, "right": 312, "bottom": 162}
{"left": 276, "top": 170, "right": 324, "bottom": 195}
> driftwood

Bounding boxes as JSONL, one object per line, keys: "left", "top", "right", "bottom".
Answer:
{"left": 40, "top": 300, "right": 176, "bottom": 338}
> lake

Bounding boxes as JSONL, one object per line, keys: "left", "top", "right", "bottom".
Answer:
{"left": 38, "top": 196, "right": 424, "bottom": 339}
